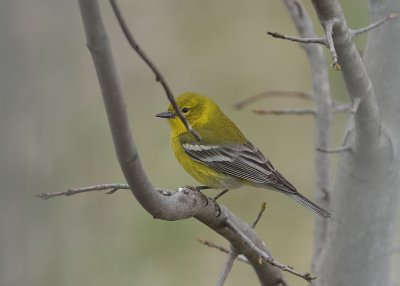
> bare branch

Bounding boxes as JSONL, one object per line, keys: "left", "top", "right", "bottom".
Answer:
{"left": 35, "top": 184, "right": 130, "bottom": 199}
{"left": 108, "top": 0, "right": 201, "bottom": 141}
{"left": 269, "top": 5, "right": 394, "bottom": 73}
{"left": 332, "top": 103, "right": 352, "bottom": 113}
{"left": 77, "top": 0, "right": 220, "bottom": 222}
{"left": 234, "top": 91, "right": 312, "bottom": 110}
{"left": 249, "top": 104, "right": 349, "bottom": 117}
{"left": 225, "top": 219, "right": 316, "bottom": 282}
{"left": 268, "top": 5, "right": 343, "bottom": 70}
{"left": 251, "top": 202, "right": 267, "bottom": 228}
{"left": 316, "top": 146, "right": 352, "bottom": 154}
{"left": 199, "top": 200, "right": 270, "bottom": 286}
{"left": 196, "top": 239, "right": 250, "bottom": 264}
{"left": 349, "top": 97, "right": 362, "bottom": 114}
{"left": 308, "top": 0, "right": 397, "bottom": 285}
{"left": 352, "top": 13, "right": 398, "bottom": 37}
{"left": 267, "top": 31, "right": 326, "bottom": 45}
{"left": 282, "top": 0, "right": 333, "bottom": 270}
{"left": 310, "top": 0, "right": 382, "bottom": 146}
{"left": 35, "top": 184, "right": 178, "bottom": 199}
{"left": 216, "top": 248, "right": 238, "bottom": 286}
{"left": 323, "top": 20, "right": 341, "bottom": 70}
{"left": 253, "top": 107, "right": 316, "bottom": 116}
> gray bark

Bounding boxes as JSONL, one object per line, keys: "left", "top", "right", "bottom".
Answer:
{"left": 312, "top": 1, "right": 400, "bottom": 285}
{"left": 282, "top": 0, "right": 332, "bottom": 269}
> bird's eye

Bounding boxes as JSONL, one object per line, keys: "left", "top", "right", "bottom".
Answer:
{"left": 181, "top": 107, "right": 190, "bottom": 113}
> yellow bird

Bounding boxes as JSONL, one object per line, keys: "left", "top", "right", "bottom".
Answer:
{"left": 156, "top": 92, "right": 330, "bottom": 217}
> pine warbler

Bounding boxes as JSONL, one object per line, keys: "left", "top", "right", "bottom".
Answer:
{"left": 156, "top": 92, "right": 330, "bottom": 217}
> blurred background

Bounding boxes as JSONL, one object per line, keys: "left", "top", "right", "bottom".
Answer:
{"left": 1, "top": 0, "right": 398, "bottom": 285}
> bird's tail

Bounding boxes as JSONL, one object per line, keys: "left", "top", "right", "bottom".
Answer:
{"left": 286, "top": 192, "right": 331, "bottom": 218}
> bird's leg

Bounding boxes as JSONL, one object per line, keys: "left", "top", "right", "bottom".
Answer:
{"left": 211, "top": 189, "right": 230, "bottom": 217}
{"left": 194, "top": 185, "right": 212, "bottom": 192}
{"left": 213, "top": 189, "right": 230, "bottom": 201}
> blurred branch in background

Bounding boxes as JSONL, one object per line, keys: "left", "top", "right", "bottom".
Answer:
{"left": 234, "top": 91, "right": 312, "bottom": 110}
{"left": 280, "top": 0, "right": 333, "bottom": 270}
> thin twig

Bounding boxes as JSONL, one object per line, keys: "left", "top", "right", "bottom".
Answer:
{"left": 35, "top": 184, "right": 131, "bottom": 199}
{"left": 267, "top": 31, "right": 326, "bottom": 45}
{"left": 234, "top": 91, "right": 312, "bottom": 110}
{"left": 196, "top": 238, "right": 250, "bottom": 264}
{"left": 246, "top": 102, "right": 348, "bottom": 117}
{"left": 268, "top": 11, "right": 344, "bottom": 69}
{"left": 225, "top": 219, "right": 316, "bottom": 282}
{"left": 108, "top": 0, "right": 201, "bottom": 141}
{"left": 352, "top": 13, "right": 398, "bottom": 37}
{"left": 216, "top": 248, "right": 238, "bottom": 286}
{"left": 332, "top": 103, "right": 352, "bottom": 113}
{"left": 252, "top": 104, "right": 349, "bottom": 116}
{"left": 316, "top": 145, "right": 352, "bottom": 154}
{"left": 251, "top": 202, "right": 267, "bottom": 228}
{"left": 324, "top": 20, "right": 341, "bottom": 70}
{"left": 253, "top": 107, "right": 316, "bottom": 116}
{"left": 35, "top": 184, "right": 176, "bottom": 199}
{"left": 213, "top": 189, "right": 229, "bottom": 201}
{"left": 350, "top": 97, "right": 362, "bottom": 114}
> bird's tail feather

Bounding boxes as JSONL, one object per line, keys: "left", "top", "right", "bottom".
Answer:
{"left": 287, "top": 192, "right": 331, "bottom": 218}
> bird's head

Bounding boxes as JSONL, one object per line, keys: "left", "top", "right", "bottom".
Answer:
{"left": 156, "top": 92, "right": 221, "bottom": 136}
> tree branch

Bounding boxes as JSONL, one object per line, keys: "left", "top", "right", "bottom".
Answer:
{"left": 251, "top": 202, "right": 267, "bottom": 228}
{"left": 225, "top": 219, "right": 315, "bottom": 283}
{"left": 310, "top": 0, "right": 382, "bottom": 150}
{"left": 216, "top": 248, "right": 238, "bottom": 286}
{"left": 309, "top": 0, "right": 399, "bottom": 286}
{"left": 108, "top": 0, "right": 201, "bottom": 141}
{"left": 251, "top": 104, "right": 349, "bottom": 117}
{"left": 282, "top": 0, "right": 333, "bottom": 271}
{"left": 35, "top": 184, "right": 178, "bottom": 199}
{"left": 332, "top": 103, "right": 351, "bottom": 113}
{"left": 253, "top": 107, "right": 316, "bottom": 116}
{"left": 35, "top": 183, "right": 130, "bottom": 199}
{"left": 267, "top": 31, "right": 326, "bottom": 45}
{"left": 323, "top": 20, "right": 340, "bottom": 70}
{"left": 196, "top": 238, "right": 250, "bottom": 264}
{"left": 316, "top": 146, "right": 352, "bottom": 154}
{"left": 78, "top": 0, "right": 204, "bottom": 221}
{"left": 351, "top": 13, "right": 398, "bottom": 37}
{"left": 234, "top": 90, "right": 312, "bottom": 110}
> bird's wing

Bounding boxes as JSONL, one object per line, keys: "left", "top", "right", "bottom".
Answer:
{"left": 181, "top": 141, "right": 296, "bottom": 193}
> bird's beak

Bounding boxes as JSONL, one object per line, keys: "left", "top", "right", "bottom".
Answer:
{"left": 155, "top": 111, "right": 175, "bottom": 119}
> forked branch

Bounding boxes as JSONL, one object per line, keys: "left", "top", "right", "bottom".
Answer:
{"left": 268, "top": 10, "right": 396, "bottom": 70}
{"left": 225, "top": 219, "right": 316, "bottom": 282}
